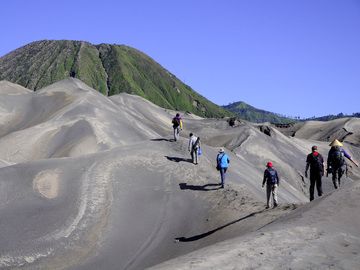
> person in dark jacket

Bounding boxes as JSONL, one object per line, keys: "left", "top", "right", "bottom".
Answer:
{"left": 262, "top": 162, "right": 279, "bottom": 209}
{"left": 305, "top": 145, "right": 324, "bottom": 201}
{"left": 216, "top": 148, "right": 230, "bottom": 189}
{"left": 172, "top": 113, "right": 183, "bottom": 141}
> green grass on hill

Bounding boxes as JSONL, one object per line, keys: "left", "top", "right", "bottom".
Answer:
{"left": 0, "top": 40, "right": 230, "bottom": 118}
{"left": 223, "top": 101, "right": 295, "bottom": 124}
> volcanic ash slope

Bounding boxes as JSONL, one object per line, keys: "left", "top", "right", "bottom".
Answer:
{"left": 150, "top": 179, "right": 360, "bottom": 270}
{"left": 0, "top": 78, "right": 359, "bottom": 270}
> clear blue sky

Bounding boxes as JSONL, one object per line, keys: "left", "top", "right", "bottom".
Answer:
{"left": 1, "top": 0, "right": 360, "bottom": 118}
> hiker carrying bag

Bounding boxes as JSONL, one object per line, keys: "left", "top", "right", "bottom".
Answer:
{"left": 331, "top": 149, "right": 344, "bottom": 167}
{"left": 172, "top": 117, "right": 180, "bottom": 128}
{"left": 216, "top": 164, "right": 220, "bottom": 171}
{"left": 216, "top": 154, "right": 224, "bottom": 171}
{"left": 312, "top": 154, "right": 324, "bottom": 173}
{"left": 193, "top": 137, "right": 200, "bottom": 149}
{"left": 268, "top": 169, "right": 277, "bottom": 185}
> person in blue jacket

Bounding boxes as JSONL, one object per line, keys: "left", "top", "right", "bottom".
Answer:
{"left": 216, "top": 148, "right": 230, "bottom": 188}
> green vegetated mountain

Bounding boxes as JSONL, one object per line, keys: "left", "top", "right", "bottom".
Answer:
{"left": 0, "top": 40, "right": 230, "bottom": 118}
{"left": 223, "top": 101, "right": 295, "bottom": 124}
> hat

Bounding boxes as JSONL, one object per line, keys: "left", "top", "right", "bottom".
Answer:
{"left": 312, "top": 145, "right": 318, "bottom": 151}
{"left": 219, "top": 148, "right": 224, "bottom": 153}
{"left": 267, "top": 162, "right": 273, "bottom": 168}
{"left": 329, "top": 139, "right": 343, "bottom": 147}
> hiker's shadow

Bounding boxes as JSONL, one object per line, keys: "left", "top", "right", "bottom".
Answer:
{"left": 175, "top": 209, "right": 265, "bottom": 242}
{"left": 179, "top": 182, "right": 221, "bottom": 191}
{"left": 151, "top": 138, "right": 174, "bottom": 142}
{"left": 165, "top": 156, "right": 193, "bottom": 163}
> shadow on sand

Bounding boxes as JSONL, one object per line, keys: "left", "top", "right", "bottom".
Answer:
{"left": 151, "top": 138, "right": 174, "bottom": 142}
{"left": 175, "top": 210, "right": 264, "bottom": 242}
{"left": 179, "top": 183, "right": 222, "bottom": 191}
{"left": 165, "top": 156, "right": 193, "bottom": 163}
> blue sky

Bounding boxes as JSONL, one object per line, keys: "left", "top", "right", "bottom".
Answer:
{"left": 1, "top": 0, "right": 359, "bottom": 118}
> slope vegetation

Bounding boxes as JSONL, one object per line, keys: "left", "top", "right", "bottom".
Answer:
{"left": 0, "top": 40, "right": 230, "bottom": 118}
{"left": 223, "top": 101, "right": 295, "bottom": 124}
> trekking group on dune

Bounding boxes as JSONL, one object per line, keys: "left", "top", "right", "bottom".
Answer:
{"left": 172, "top": 113, "right": 359, "bottom": 208}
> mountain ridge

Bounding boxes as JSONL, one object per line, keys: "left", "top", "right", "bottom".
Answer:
{"left": 0, "top": 40, "right": 231, "bottom": 118}
{"left": 223, "top": 100, "right": 295, "bottom": 124}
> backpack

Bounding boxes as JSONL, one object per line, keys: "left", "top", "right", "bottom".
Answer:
{"left": 331, "top": 148, "right": 344, "bottom": 167}
{"left": 311, "top": 154, "right": 324, "bottom": 172}
{"left": 216, "top": 153, "right": 224, "bottom": 170}
{"left": 193, "top": 137, "right": 200, "bottom": 149}
{"left": 267, "top": 169, "right": 277, "bottom": 185}
{"left": 172, "top": 117, "right": 180, "bottom": 128}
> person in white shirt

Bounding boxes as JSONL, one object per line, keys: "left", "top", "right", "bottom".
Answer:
{"left": 188, "top": 133, "right": 200, "bottom": 165}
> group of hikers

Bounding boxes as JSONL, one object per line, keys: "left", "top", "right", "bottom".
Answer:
{"left": 304, "top": 139, "right": 358, "bottom": 200}
{"left": 258, "top": 139, "right": 358, "bottom": 208}
{"left": 172, "top": 113, "right": 359, "bottom": 207}
{"left": 172, "top": 113, "right": 230, "bottom": 189}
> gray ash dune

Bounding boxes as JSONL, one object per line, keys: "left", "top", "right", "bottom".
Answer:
{"left": 0, "top": 78, "right": 359, "bottom": 269}
{"left": 151, "top": 179, "right": 360, "bottom": 270}
{"left": 277, "top": 119, "right": 360, "bottom": 147}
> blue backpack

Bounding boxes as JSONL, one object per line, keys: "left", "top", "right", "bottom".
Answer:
{"left": 331, "top": 149, "right": 344, "bottom": 167}
{"left": 267, "top": 169, "right": 277, "bottom": 184}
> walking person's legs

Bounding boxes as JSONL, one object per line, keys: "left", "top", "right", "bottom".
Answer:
{"left": 220, "top": 169, "right": 224, "bottom": 187}
{"left": 272, "top": 185, "right": 278, "bottom": 207}
{"left": 190, "top": 149, "right": 195, "bottom": 163}
{"left": 332, "top": 168, "right": 339, "bottom": 189}
{"left": 316, "top": 175, "right": 323, "bottom": 197}
{"left": 173, "top": 128, "right": 177, "bottom": 141}
{"left": 219, "top": 168, "right": 227, "bottom": 188}
{"left": 309, "top": 176, "right": 316, "bottom": 201}
{"left": 194, "top": 148, "right": 198, "bottom": 164}
{"left": 338, "top": 166, "right": 345, "bottom": 187}
{"left": 272, "top": 184, "right": 278, "bottom": 207}
{"left": 266, "top": 184, "right": 271, "bottom": 208}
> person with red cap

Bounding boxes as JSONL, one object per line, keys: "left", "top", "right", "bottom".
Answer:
{"left": 262, "top": 161, "right": 279, "bottom": 209}
{"left": 305, "top": 145, "right": 324, "bottom": 201}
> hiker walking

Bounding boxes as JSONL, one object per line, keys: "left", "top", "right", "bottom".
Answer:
{"left": 262, "top": 162, "right": 279, "bottom": 208}
{"left": 172, "top": 113, "right": 183, "bottom": 141}
{"left": 188, "top": 133, "right": 201, "bottom": 165}
{"left": 216, "top": 148, "right": 230, "bottom": 188}
{"left": 327, "top": 139, "right": 359, "bottom": 189}
{"left": 305, "top": 145, "right": 324, "bottom": 201}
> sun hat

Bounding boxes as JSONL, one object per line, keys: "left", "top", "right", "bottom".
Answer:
{"left": 219, "top": 148, "right": 224, "bottom": 153}
{"left": 329, "top": 139, "right": 343, "bottom": 147}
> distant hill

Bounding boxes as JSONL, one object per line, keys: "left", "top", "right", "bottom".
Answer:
{"left": 223, "top": 101, "right": 295, "bottom": 124}
{"left": 304, "top": 113, "right": 360, "bottom": 122}
{"left": 0, "top": 40, "right": 230, "bottom": 118}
